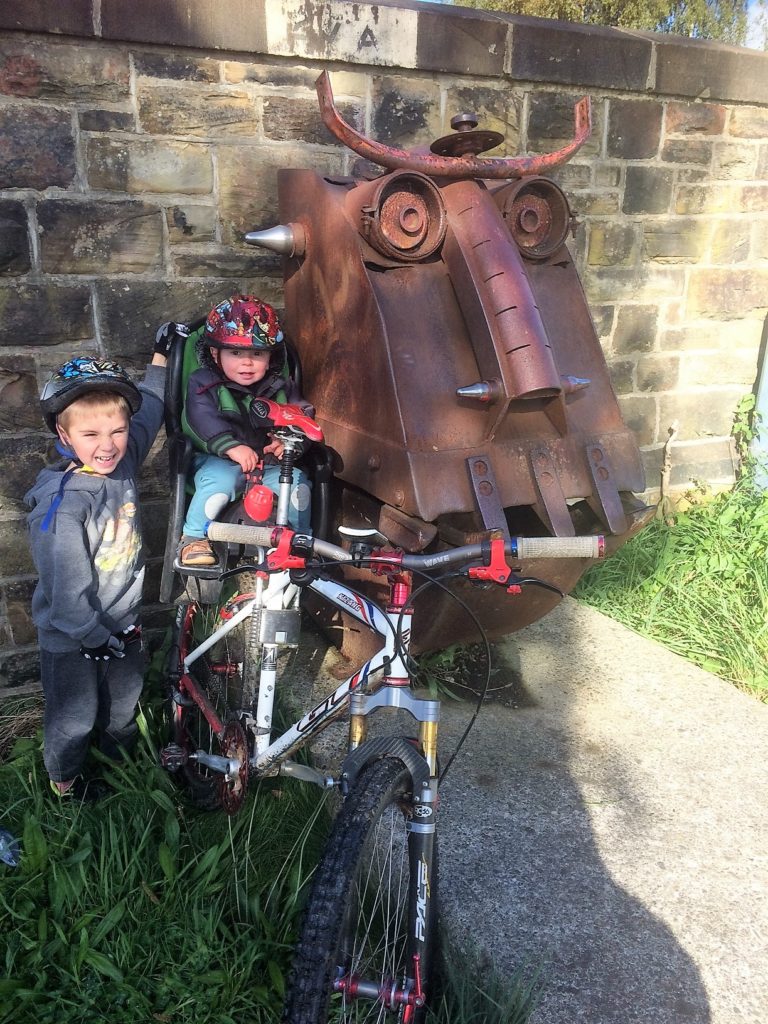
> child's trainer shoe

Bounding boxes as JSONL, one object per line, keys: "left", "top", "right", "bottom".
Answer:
{"left": 49, "top": 776, "right": 107, "bottom": 803}
{"left": 180, "top": 537, "right": 217, "bottom": 566}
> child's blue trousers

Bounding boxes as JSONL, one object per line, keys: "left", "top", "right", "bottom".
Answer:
{"left": 182, "top": 453, "right": 312, "bottom": 536}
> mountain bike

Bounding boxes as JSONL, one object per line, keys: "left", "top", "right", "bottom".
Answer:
{"left": 159, "top": 403, "right": 604, "bottom": 1024}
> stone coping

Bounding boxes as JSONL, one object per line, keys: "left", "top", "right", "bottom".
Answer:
{"left": 1, "top": 0, "right": 766, "bottom": 105}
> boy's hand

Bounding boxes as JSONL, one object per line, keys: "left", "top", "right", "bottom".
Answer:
{"left": 227, "top": 444, "right": 260, "bottom": 473}
{"left": 154, "top": 321, "right": 189, "bottom": 358}
{"left": 117, "top": 624, "right": 142, "bottom": 646}
{"left": 80, "top": 635, "right": 126, "bottom": 661}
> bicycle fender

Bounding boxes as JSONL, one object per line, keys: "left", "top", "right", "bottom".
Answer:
{"left": 340, "top": 737, "right": 431, "bottom": 797}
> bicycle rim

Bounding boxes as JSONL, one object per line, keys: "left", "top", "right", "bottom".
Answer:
{"left": 285, "top": 757, "right": 437, "bottom": 1024}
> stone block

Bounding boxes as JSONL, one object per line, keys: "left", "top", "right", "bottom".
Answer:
{"left": 223, "top": 61, "right": 321, "bottom": 89}
{"left": 137, "top": 83, "right": 258, "bottom": 137}
{"left": 95, "top": 280, "right": 251, "bottom": 365}
{"left": 0, "top": 0, "right": 92, "bottom": 36}
{"left": 86, "top": 138, "right": 213, "bottom": 194}
{"left": 0, "top": 201, "right": 30, "bottom": 276}
{"left": 655, "top": 39, "right": 768, "bottom": 105}
{"left": 687, "top": 268, "right": 768, "bottom": 319}
{"left": 668, "top": 439, "right": 737, "bottom": 487}
{"left": 0, "top": 284, "right": 93, "bottom": 347}
{"left": 38, "top": 200, "right": 164, "bottom": 275}
{"left": 0, "top": 106, "right": 75, "bottom": 189}
{"left": 509, "top": 19, "right": 651, "bottom": 91}
{"left": 218, "top": 144, "right": 344, "bottom": 245}
{"left": 617, "top": 395, "right": 657, "bottom": 446}
{"left": 710, "top": 219, "right": 751, "bottom": 264}
{"left": 613, "top": 305, "right": 659, "bottom": 355}
{"left": 623, "top": 166, "right": 673, "bottom": 214}
{"left": 660, "top": 139, "right": 712, "bottom": 165}
{"left": 728, "top": 105, "right": 768, "bottom": 138}
{"left": 0, "top": 359, "right": 41, "bottom": 431}
{"left": 527, "top": 92, "right": 601, "bottom": 158}
{"left": 266, "top": 0, "right": 416, "bottom": 69}
{"left": 608, "top": 359, "right": 634, "bottom": 394}
{"left": 171, "top": 249, "right": 282, "bottom": 279}
{"left": 675, "top": 183, "right": 768, "bottom": 215}
{"left": 548, "top": 163, "right": 593, "bottom": 190}
{"left": 607, "top": 100, "right": 663, "bottom": 160}
{"left": 658, "top": 389, "right": 745, "bottom": 441}
{"left": 166, "top": 205, "right": 217, "bottom": 244}
{"left": 594, "top": 165, "right": 621, "bottom": 188}
{"left": 568, "top": 191, "right": 620, "bottom": 216}
{"left": 759, "top": 145, "right": 768, "bottom": 179}
{"left": 0, "top": 650, "right": 41, "bottom": 692}
{"left": 444, "top": 84, "right": 521, "bottom": 155}
{"left": 133, "top": 51, "right": 220, "bottom": 82}
{"left": 590, "top": 305, "right": 615, "bottom": 340}
{"left": 0, "top": 435, "right": 51, "bottom": 514}
{"left": 0, "top": 519, "right": 36, "bottom": 577}
{"left": 661, "top": 319, "right": 763, "bottom": 352}
{"left": 752, "top": 221, "right": 768, "bottom": 261}
{"left": 0, "top": 40, "right": 129, "bottom": 101}
{"left": 712, "top": 142, "right": 759, "bottom": 180}
{"left": 102, "top": 0, "right": 268, "bottom": 52}
{"left": 676, "top": 168, "right": 708, "bottom": 183}
{"left": 584, "top": 265, "right": 685, "bottom": 304}
{"left": 138, "top": 439, "right": 171, "bottom": 504}
{"left": 371, "top": 75, "right": 442, "bottom": 147}
{"left": 263, "top": 94, "right": 362, "bottom": 145}
{"left": 587, "top": 223, "right": 639, "bottom": 267}
{"left": 415, "top": 5, "right": 506, "bottom": 76}
{"left": 643, "top": 220, "right": 706, "bottom": 262}
{"left": 665, "top": 101, "right": 726, "bottom": 136}
{"left": 5, "top": 580, "right": 36, "bottom": 647}
{"left": 636, "top": 354, "right": 680, "bottom": 392}
{"left": 680, "top": 350, "right": 759, "bottom": 388}
{"left": 79, "top": 109, "right": 135, "bottom": 132}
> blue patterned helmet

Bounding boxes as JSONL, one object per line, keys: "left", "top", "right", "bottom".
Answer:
{"left": 40, "top": 357, "right": 141, "bottom": 433}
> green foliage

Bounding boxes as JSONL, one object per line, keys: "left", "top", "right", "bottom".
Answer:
{"left": 459, "top": 0, "right": 751, "bottom": 45}
{"left": 574, "top": 459, "right": 768, "bottom": 700}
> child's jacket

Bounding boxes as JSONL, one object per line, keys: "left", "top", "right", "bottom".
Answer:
{"left": 182, "top": 365, "right": 312, "bottom": 459}
{"left": 24, "top": 364, "right": 165, "bottom": 654}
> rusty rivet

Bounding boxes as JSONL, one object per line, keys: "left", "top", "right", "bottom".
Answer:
{"left": 478, "top": 481, "right": 494, "bottom": 496}
{"left": 474, "top": 460, "right": 488, "bottom": 475}
{"left": 591, "top": 448, "right": 604, "bottom": 462}
{"left": 394, "top": 489, "right": 405, "bottom": 506}
{"left": 367, "top": 454, "right": 380, "bottom": 470}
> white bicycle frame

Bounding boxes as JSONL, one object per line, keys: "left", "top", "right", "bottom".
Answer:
{"left": 180, "top": 562, "right": 416, "bottom": 779}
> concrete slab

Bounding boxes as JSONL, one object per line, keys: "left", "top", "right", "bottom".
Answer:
{"left": 437, "top": 597, "right": 768, "bottom": 1024}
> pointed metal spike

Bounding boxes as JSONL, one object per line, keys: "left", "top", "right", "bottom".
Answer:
{"left": 244, "top": 224, "right": 305, "bottom": 257}
{"left": 560, "top": 375, "right": 591, "bottom": 394}
{"left": 456, "top": 380, "right": 502, "bottom": 403}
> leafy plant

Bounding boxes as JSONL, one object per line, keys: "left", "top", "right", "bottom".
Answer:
{"left": 574, "top": 452, "right": 768, "bottom": 700}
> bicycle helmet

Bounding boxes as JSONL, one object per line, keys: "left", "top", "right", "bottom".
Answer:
{"left": 204, "top": 295, "right": 284, "bottom": 351}
{"left": 40, "top": 357, "right": 142, "bottom": 433}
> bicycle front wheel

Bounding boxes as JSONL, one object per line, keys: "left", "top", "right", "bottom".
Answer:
{"left": 285, "top": 756, "right": 438, "bottom": 1024}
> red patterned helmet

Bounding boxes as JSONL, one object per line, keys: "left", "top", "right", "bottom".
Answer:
{"left": 204, "top": 295, "right": 284, "bottom": 351}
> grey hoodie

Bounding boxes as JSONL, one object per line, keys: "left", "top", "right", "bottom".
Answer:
{"left": 24, "top": 364, "right": 166, "bottom": 653}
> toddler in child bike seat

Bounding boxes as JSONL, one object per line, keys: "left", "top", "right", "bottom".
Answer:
{"left": 179, "top": 294, "right": 314, "bottom": 567}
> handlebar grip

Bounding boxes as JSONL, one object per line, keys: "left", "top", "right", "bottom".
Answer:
{"left": 513, "top": 536, "right": 604, "bottom": 559}
{"left": 206, "top": 522, "right": 275, "bottom": 547}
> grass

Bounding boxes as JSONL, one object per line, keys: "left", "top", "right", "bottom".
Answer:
{"left": 0, "top": 654, "right": 540, "bottom": 1024}
{"left": 573, "top": 461, "right": 768, "bottom": 701}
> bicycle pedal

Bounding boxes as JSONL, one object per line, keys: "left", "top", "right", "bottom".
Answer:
{"left": 160, "top": 743, "right": 188, "bottom": 772}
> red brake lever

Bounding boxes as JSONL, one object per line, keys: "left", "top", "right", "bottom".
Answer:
{"left": 467, "top": 537, "right": 522, "bottom": 595}
{"left": 266, "top": 527, "right": 307, "bottom": 571}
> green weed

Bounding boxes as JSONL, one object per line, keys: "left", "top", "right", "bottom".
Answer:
{"left": 575, "top": 456, "right": 768, "bottom": 701}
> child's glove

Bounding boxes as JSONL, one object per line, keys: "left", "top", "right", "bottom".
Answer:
{"left": 117, "top": 624, "right": 142, "bottom": 646}
{"left": 80, "top": 635, "right": 126, "bottom": 661}
{"left": 154, "top": 321, "right": 189, "bottom": 358}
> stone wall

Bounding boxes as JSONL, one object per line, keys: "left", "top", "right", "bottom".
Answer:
{"left": 0, "top": 0, "right": 766, "bottom": 691}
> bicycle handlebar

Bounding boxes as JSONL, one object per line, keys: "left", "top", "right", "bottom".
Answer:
{"left": 206, "top": 521, "right": 604, "bottom": 569}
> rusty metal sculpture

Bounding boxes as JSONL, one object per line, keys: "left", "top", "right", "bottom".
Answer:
{"left": 247, "top": 73, "right": 652, "bottom": 655}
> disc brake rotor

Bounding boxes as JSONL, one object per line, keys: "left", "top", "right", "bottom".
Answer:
{"left": 219, "top": 719, "right": 249, "bottom": 814}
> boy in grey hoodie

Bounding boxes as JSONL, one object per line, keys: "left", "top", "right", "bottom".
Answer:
{"left": 25, "top": 334, "right": 178, "bottom": 799}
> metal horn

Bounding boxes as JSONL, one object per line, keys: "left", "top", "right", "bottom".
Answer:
{"left": 315, "top": 71, "right": 592, "bottom": 181}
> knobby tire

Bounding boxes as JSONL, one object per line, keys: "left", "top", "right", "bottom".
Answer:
{"left": 284, "top": 756, "right": 437, "bottom": 1024}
